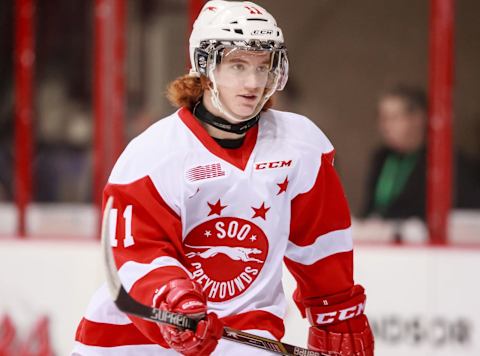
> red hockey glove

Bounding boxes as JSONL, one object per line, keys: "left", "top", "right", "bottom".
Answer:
{"left": 154, "top": 279, "right": 223, "bottom": 355}
{"left": 306, "top": 285, "right": 374, "bottom": 356}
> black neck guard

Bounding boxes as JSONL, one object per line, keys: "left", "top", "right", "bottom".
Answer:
{"left": 193, "top": 100, "right": 260, "bottom": 135}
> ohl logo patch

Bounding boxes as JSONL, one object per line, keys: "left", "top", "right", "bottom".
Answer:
{"left": 184, "top": 217, "right": 268, "bottom": 302}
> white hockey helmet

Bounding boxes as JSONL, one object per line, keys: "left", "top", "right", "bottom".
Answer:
{"left": 189, "top": 1, "right": 289, "bottom": 123}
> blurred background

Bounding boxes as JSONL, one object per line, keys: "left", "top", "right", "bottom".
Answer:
{"left": 0, "top": 0, "right": 479, "bottom": 355}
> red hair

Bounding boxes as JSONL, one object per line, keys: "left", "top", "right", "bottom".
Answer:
{"left": 166, "top": 74, "right": 274, "bottom": 111}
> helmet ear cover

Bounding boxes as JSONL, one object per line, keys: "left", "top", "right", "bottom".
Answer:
{"left": 194, "top": 48, "right": 209, "bottom": 76}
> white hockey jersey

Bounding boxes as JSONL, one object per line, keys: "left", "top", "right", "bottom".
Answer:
{"left": 73, "top": 108, "right": 354, "bottom": 355}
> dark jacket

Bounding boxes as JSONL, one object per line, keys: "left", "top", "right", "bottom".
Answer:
{"left": 362, "top": 146, "right": 480, "bottom": 220}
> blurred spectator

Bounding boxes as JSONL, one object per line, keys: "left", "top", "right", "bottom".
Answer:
{"left": 34, "top": 77, "right": 92, "bottom": 202}
{"left": 0, "top": 0, "right": 92, "bottom": 203}
{"left": 0, "top": 77, "right": 92, "bottom": 203}
{"left": 362, "top": 84, "right": 480, "bottom": 221}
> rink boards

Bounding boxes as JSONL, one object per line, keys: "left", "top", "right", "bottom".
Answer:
{"left": 0, "top": 239, "right": 479, "bottom": 356}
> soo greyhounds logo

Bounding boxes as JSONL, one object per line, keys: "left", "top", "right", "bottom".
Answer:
{"left": 184, "top": 217, "right": 268, "bottom": 302}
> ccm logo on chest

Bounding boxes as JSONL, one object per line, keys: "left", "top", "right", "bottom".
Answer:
{"left": 254, "top": 160, "right": 292, "bottom": 170}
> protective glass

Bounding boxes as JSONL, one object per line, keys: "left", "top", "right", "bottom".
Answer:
{"left": 207, "top": 45, "right": 287, "bottom": 93}
{"left": 195, "top": 40, "right": 288, "bottom": 122}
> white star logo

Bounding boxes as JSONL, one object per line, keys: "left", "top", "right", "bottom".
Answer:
{"left": 204, "top": 230, "right": 212, "bottom": 237}
{"left": 250, "top": 235, "right": 257, "bottom": 242}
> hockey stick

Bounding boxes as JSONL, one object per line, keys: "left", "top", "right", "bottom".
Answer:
{"left": 101, "top": 196, "right": 329, "bottom": 356}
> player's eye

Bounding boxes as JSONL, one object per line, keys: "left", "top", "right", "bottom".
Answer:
{"left": 257, "top": 65, "right": 269, "bottom": 73}
{"left": 231, "top": 63, "right": 245, "bottom": 71}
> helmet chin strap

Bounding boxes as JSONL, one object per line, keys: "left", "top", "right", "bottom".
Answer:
{"left": 193, "top": 100, "right": 260, "bottom": 135}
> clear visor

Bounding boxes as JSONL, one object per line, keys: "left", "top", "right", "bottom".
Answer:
{"left": 207, "top": 46, "right": 287, "bottom": 93}
{"left": 203, "top": 43, "right": 288, "bottom": 123}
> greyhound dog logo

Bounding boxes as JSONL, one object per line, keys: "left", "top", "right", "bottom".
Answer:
{"left": 184, "top": 217, "right": 269, "bottom": 302}
{"left": 185, "top": 244, "right": 264, "bottom": 263}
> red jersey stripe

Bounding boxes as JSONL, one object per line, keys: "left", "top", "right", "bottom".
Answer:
{"left": 289, "top": 151, "right": 351, "bottom": 247}
{"left": 75, "top": 318, "right": 161, "bottom": 347}
{"left": 284, "top": 250, "right": 354, "bottom": 316}
{"left": 75, "top": 309, "right": 285, "bottom": 348}
{"left": 221, "top": 310, "right": 285, "bottom": 341}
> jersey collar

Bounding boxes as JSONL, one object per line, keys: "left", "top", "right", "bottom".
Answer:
{"left": 178, "top": 107, "right": 258, "bottom": 171}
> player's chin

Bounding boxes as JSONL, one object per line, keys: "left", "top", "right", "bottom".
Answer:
{"left": 231, "top": 110, "right": 255, "bottom": 121}
{"left": 231, "top": 103, "right": 258, "bottom": 119}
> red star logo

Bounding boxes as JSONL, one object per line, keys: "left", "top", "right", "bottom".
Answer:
{"left": 206, "top": 6, "right": 217, "bottom": 11}
{"left": 252, "top": 202, "right": 270, "bottom": 220}
{"left": 207, "top": 199, "right": 227, "bottom": 216}
{"left": 277, "top": 176, "right": 289, "bottom": 195}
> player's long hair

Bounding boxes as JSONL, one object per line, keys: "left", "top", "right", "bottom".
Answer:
{"left": 166, "top": 74, "right": 273, "bottom": 111}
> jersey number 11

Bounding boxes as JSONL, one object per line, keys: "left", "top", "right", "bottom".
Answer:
{"left": 109, "top": 205, "right": 135, "bottom": 248}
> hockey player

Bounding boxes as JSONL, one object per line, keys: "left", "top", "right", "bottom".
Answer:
{"left": 73, "top": 1, "right": 374, "bottom": 355}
